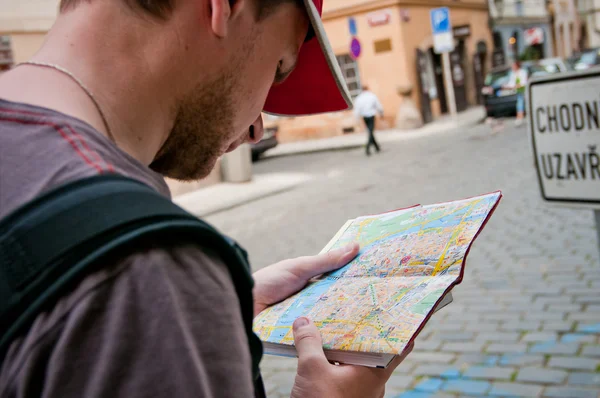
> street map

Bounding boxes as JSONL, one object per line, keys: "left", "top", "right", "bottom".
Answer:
{"left": 253, "top": 192, "right": 502, "bottom": 355}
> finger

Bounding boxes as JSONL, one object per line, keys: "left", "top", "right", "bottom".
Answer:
{"left": 293, "top": 317, "right": 328, "bottom": 367}
{"left": 293, "top": 243, "right": 360, "bottom": 278}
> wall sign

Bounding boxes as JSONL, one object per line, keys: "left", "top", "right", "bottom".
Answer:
{"left": 525, "top": 27, "right": 544, "bottom": 45}
{"left": 430, "top": 7, "right": 454, "bottom": 54}
{"left": 348, "top": 17, "right": 358, "bottom": 36}
{"left": 400, "top": 8, "right": 410, "bottom": 22}
{"left": 350, "top": 37, "right": 362, "bottom": 59}
{"left": 374, "top": 38, "right": 392, "bottom": 54}
{"left": 367, "top": 10, "right": 391, "bottom": 27}
{"left": 453, "top": 25, "right": 471, "bottom": 38}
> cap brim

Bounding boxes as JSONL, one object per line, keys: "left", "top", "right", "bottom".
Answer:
{"left": 263, "top": 0, "right": 353, "bottom": 116}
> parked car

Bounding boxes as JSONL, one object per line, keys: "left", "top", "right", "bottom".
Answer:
{"left": 523, "top": 57, "right": 572, "bottom": 78}
{"left": 567, "top": 48, "right": 600, "bottom": 71}
{"left": 251, "top": 125, "right": 278, "bottom": 161}
{"left": 481, "top": 58, "right": 569, "bottom": 118}
{"left": 481, "top": 65, "right": 519, "bottom": 118}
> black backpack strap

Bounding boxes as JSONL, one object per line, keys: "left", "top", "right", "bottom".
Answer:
{"left": 0, "top": 174, "right": 264, "bottom": 393}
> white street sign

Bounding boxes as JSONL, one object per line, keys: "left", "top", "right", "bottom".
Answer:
{"left": 430, "top": 7, "right": 454, "bottom": 54}
{"left": 529, "top": 70, "right": 600, "bottom": 209}
{"left": 430, "top": 7, "right": 457, "bottom": 118}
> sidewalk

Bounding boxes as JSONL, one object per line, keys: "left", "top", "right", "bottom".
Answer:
{"left": 173, "top": 172, "right": 312, "bottom": 217}
{"left": 174, "top": 107, "right": 486, "bottom": 217}
{"left": 264, "top": 106, "right": 486, "bottom": 159}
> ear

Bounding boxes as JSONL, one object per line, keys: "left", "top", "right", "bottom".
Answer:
{"left": 210, "top": 0, "right": 247, "bottom": 38}
{"left": 210, "top": 0, "right": 231, "bottom": 38}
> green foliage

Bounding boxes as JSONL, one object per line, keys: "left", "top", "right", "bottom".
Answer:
{"left": 519, "top": 46, "right": 543, "bottom": 61}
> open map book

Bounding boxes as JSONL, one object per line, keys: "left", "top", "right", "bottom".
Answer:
{"left": 253, "top": 192, "right": 502, "bottom": 368}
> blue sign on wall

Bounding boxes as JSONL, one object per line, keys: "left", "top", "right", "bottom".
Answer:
{"left": 430, "top": 7, "right": 451, "bottom": 35}
{"left": 350, "top": 37, "right": 361, "bottom": 59}
{"left": 348, "top": 17, "right": 358, "bottom": 36}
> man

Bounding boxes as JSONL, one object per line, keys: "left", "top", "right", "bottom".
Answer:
{"left": 353, "top": 85, "right": 384, "bottom": 156}
{"left": 0, "top": 0, "right": 411, "bottom": 397}
{"left": 505, "top": 60, "right": 528, "bottom": 126}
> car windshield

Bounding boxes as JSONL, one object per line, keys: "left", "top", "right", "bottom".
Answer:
{"left": 528, "top": 63, "right": 560, "bottom": 75}
{"left": 571, "top": 50, "right": 600, "bottom": 67}
{"left": 484, "top": 69, "right": 511, "bottom": 87}
{"left": 578, "top": 51, "right": 598, "bottom": 65}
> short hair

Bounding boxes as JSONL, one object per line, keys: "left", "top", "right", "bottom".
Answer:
{"left": 60, "top": 0, "right": 174, "bottom": 19}
{"left": 59, "top": 0, "right": 302, "bottom": 20}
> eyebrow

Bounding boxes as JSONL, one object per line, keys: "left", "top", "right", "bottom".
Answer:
{"left": 274, "top": 59, "right": 298, "bottom": 84}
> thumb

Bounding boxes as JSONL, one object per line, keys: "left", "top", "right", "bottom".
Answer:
{"left": 293, "top": 317, "right": 327, "bottom": 366}
{"left": 311, "top": 243, "right": 360, "bottom": 275}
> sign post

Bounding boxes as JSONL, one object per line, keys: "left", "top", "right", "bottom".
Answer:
{"left": 430, "top": 7, "right": 457, "bottom": 119}
{"left": 528, "top": 70, "right": 600, "bottom": 252}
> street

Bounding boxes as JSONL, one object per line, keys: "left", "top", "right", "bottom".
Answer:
{"left": 206, "top": 121, "right": 600, "bottom": 398}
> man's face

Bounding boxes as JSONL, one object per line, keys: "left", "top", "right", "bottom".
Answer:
{"left": 150, "top": 1, "right": 309, "bottom": 181}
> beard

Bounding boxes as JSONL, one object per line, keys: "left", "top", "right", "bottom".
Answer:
{"left": 149, "top": 69, "right": 238, "bottom": 181}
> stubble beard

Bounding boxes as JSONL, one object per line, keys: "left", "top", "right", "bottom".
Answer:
{"left": 150, "top": 69, "right": 239, "bottom": 181}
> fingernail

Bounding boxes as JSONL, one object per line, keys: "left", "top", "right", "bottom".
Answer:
{"left": 293, "top": 317, "right": 309, "bottom": 330}
{"left": 345, "top": 243, "right": 358, "bottom": 255}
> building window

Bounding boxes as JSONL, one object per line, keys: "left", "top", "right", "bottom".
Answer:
{"left": 0, "top": 36, "right": 13, "bottom": 73}
{"left": 493, "top": 32, "right": 503, "bottom": 49}
{"left": 515, "top": 0, "right": 524, "bottom": 16}
{"left": 335, "top": 54, "right": 362, "bottom": 98}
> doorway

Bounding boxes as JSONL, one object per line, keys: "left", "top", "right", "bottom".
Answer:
{"left": 430, "top": 48, "right": 448, "bottom": 114}
{"left": 451, "top": 40, "right": 468, "bottom": 112}
{"left": 416, "top": 49, "right": 433, "bottom": 124}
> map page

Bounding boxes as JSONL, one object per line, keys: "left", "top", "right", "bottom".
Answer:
{"left": 253, "top": 192, "right": 502, "bottom": 356}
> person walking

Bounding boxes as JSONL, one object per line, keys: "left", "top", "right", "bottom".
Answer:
{"left": 354, "top": 85, "right": 384, "bottom": 156}
{"left": 505, "top": 60, "right": 528, "bottom": 126}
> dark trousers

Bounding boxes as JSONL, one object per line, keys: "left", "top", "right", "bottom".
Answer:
{"left": 363, "top": 116, "right": 380, "bottom": 155}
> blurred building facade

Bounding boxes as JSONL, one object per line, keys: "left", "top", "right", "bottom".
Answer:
{"left": 0, "top": 0, "right": 58, "bottom": 68}
{"left": 487, "top": 0, "right": 593, "bottom": 66}
{"left": 487, "top": 0, "right": 554, "bottom": 65}
{"left": 576, "top": 0, "right": 600, "bottom": 49}
{"left": 268, "top": 0, "right": 493, "bottom": 142}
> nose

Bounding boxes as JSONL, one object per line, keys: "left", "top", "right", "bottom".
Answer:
{"left": 248, "top": 115, "right": 264, "bottom": 145}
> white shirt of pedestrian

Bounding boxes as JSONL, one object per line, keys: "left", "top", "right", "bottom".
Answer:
{"left": 508, "top": 69, "right": 528, "bottom": 88}
{"left": 353, "top": 91, "right": 384, "bottom": 118}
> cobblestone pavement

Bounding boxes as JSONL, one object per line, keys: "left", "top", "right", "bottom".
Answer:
{"left": 206, "top": 121, "right": 600, "bottom": 398}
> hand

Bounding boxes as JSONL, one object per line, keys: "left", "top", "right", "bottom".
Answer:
{"left": 252, "top": 243, "right": 360, "bottom": 317}
{"left": 290, "top": 317, "right": 414, "bottom": 398}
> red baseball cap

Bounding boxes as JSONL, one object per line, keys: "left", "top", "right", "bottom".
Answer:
{"left": 263, "top": 0, "right": 353, "bottom": 116}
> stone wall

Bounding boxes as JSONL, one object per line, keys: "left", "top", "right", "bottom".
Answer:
{"left": 269, "top": 110, "right": 393, "bottom": 143}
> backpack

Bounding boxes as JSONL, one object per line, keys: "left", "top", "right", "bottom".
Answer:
{"left": 0, "top": 174, "right": 265, "bottom": 397}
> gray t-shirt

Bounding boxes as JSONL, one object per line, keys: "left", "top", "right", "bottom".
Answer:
{"left": 0, "top": 99, "right": 254, "bottom": 397}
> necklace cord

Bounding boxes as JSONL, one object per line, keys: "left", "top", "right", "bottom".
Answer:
{"left": 15, "top": 61, "right": 116, "bottom": 143}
